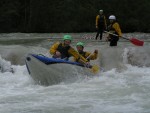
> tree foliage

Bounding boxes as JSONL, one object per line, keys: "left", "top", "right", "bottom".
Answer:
{"left": 0, "top": 0, "right": 150, "bottom": 33}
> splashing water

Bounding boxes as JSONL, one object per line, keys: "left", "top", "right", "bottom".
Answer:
{"left": 0, "top": 33, "right": 150, "bottom": 113}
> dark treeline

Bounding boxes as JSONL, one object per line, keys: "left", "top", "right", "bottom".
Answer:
{"left": 0, "top": 0, "right": 150, "bottom": 33}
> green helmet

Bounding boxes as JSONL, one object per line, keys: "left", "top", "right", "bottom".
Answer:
{"left": 76, "top": 42, "right": 84, "bottom": 47}
{"left": 63, "top": 35, "right": 72, "bottom": 41}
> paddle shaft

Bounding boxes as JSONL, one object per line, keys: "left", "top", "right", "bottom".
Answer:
{"left": 104, "top": 31, "right": 130, "bottom": 40}
{"left": 86, "top": 53, "right": 93, "bottom": 60}
{"left": 104, "top": 31, "right": 144, "bottom": 46}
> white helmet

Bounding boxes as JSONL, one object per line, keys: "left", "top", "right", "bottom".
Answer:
{"left": 99, "top": 10, "right": 103, "bottom": 13}
{"left": 109, "top": 15, "right": 116, "bottom": 20}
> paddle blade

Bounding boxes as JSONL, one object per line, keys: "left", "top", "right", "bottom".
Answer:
{"left": 90, "top": 65, "right": 100, "bottom": 74}
{"left": 130, "top": 38, "right": 144, "bottom": 46}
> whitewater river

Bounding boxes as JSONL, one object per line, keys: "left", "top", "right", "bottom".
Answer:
{"left": 0, "top": 33, "right": 150, "bottom": 113}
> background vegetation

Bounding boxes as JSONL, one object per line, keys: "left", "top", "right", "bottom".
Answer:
{"left": 0, "top": 0, "right": 150, "bottom": 33}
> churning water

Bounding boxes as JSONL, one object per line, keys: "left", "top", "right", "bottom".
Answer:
{"left": 0, "top": 33, "right": 150, "bottom": 113}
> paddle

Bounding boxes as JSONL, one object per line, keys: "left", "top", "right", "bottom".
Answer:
{"left": 84, "top": 63, "right": 99, "bottom": 74}
{"left": 86, "top": 52, "right": 99, "bottom": 74}
{"left": 104, "top": 31, "right": 144, "bottom": 46}
{"left": 79, "top": 53, "right": 99, "bottom": 74}
{"left": 86, "top": 53, "right": 93, "bottom": 60}
{"left": 90, "top": 65, "right": 99, "bottom": 74}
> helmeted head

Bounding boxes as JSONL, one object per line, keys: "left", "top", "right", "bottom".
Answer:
{"left": 63, "top": 35, "right": 72, "bottom": 41}
{"left": 109, "top": 15, "right": 116, "bottom": 20}
{"left": 76, "top": 42, "right": 84, "bottom": 47}
{"left": 99, "top": 10, "right": 103, "bottom": 14}
{"left": 109, "top": 15, "right": 116, "bottom": 23}
{"left": 76, "top": 42, "right": 84, "bottom": 52}
{"left": 63, "top": 35, "right": 72, "bottom": 46}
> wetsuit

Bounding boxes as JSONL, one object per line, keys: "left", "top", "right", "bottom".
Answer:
{"left": 107, "top": 22, "right": 122, "bottom": 46}
{"left": 95, "top": 14, "right": 107, "bottom": 40}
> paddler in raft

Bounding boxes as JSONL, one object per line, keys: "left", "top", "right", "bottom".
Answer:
{"left": 49, "top": 35, "right": 90, "bottom": 66}
{"left": 74, "top": 42, "right": 98, "bottom": 63}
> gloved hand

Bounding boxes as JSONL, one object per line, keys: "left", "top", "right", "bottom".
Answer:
{"left": 53, "top": 51, "right": 61, "bottom": 58}
{"left": 105, "top": 26, "right": 108, "bottom": 31}
{"left": 85, "top": 62, "right": 91, "bottom": 68}
{"left": 56, "top": 51, "right": 61, "bottom": 56}
{"left": 94, "top": 50, "right": 98, "bottom": 54}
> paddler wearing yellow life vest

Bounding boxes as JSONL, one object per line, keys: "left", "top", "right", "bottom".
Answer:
{"left": 107, "top": 15, "right": 122, "bottom": 46}
{"left": 74, "top": 42, "right": 98, "bottom": 63}
{"left": 95, "top": 10, "right": 107, "bottom": 40}
{"left": 49, "top": 35, "right": 90, "bottom": 66}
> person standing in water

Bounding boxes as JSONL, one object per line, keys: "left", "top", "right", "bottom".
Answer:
{"left": 95, "top": 9, "right": 107, "bottom": 40}
{"left": 106, "top": 15, "right": 122, "bottom": 46}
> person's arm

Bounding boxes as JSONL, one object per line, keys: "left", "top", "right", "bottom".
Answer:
{"left": 96, "top": 15, "right": 99, "bottom": 29}
{"left": 68, "top": 47, "right": 88, "bottom": 63}
{"left": 49, "top": 42, "right": 60, "bottom": 55}
{"left": 85, "top": 50, "right": 98, "bottom": 60}
{"left": 113, "top": 23, "right": 122, "bottom": 37}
